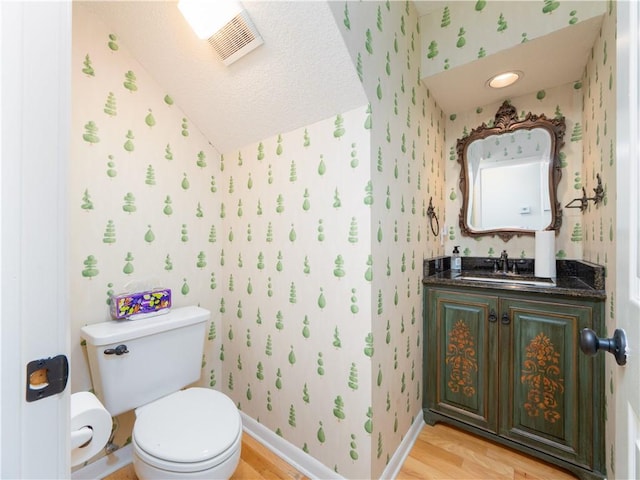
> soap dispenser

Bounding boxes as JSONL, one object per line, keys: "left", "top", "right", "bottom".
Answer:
{"left": 452, "top": 246, "right": 461, "bottom": 273}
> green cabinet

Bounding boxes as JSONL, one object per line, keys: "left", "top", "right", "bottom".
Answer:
{"left": 424, "top": 287, "right": 605, "bottom": 480}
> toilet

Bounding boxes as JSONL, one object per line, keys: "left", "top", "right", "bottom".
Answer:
{"left": 81, "top": 306, "right": 242, "bottom": 479}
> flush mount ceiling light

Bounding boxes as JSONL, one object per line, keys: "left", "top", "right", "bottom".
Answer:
{"left": 178, "top": 0, "right": 264, "bottom": 66}
{"left": 487, "top": 71, "right": 523, "bottom": 89}
{"left": 178, "top": 0, "right": 243, "bottom": 40}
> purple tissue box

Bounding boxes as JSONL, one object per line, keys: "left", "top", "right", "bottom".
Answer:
{"left": 110, "top": 288, "right": 171, "bottom": 319}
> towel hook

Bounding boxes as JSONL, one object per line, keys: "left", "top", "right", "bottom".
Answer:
{"left": 427, "top": 197, "right": 439, "bottom": 237}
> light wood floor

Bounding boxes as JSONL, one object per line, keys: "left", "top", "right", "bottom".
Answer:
{"left": 398, "top": 424, "right": 577, "bottom": 480}
{"left": 104, "top": 423, "right": 578, "bottom": 480}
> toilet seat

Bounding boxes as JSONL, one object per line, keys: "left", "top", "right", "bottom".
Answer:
{"left": 133, "top": 387, "right": 242, "bottom": 473}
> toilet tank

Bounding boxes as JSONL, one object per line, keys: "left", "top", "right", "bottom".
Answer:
{"left": 81, "top": 306, "right": 209, "bottom": 417}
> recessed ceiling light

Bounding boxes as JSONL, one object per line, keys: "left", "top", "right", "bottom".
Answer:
{"left": 487, "top": 71, "right": 523, "bottom": 89}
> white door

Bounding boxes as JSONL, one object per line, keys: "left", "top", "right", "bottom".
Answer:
{"left": 615, "top": 1, "right": 640, "bottom": 479}
{"left": 0, "top": 1, "right": 71, "bottom": 478}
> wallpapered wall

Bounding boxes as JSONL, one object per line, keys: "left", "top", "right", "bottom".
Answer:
{"left": 329, "top": 2, "right": 445, "bottom": 477}
{"left": 419, "top": 0, "right": 606, "bottom": 78}
{"left": 71, "top": 2, "right": 443, "bottom": 478}
{"left": 581, "top": 2, "right": 617, "bottom": 475}
{"left": 225, "top": 1, "right": 444, "bottom": 476}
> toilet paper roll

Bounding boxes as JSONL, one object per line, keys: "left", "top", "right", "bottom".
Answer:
{"left": 70, "top": 392, "right": 112, "bottom": 467}
{"left": 535, "top": 230, "right": 556, "bottom": 278}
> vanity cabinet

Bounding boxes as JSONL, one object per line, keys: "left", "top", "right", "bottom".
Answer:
{"left": 424, "top": 286, "right": 605, "bottom": 480}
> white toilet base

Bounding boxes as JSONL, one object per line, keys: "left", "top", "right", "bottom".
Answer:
{"left": 133, "top": 443, "right": 241, "bottom": 480}
{"left": 133, "top": 435, "right": 242, "bottom": 480}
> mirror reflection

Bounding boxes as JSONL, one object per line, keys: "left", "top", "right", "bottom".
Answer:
{"left": 466, "top": 128, "right": 552, "bottom": 230}
{"left": 458, "top": 102, "right": 565, "bottom": 241}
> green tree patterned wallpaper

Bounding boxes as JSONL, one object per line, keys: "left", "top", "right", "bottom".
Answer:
{"left": 72, "top": 0, "right": 616, "bottom": 478}
{"left": 330, "top": 2, "right": 445, "bottom": 477}
{"left": 220, "top": 107, "right": 376, "bottom": 478}
{"left": 419, "top": 0, "right": 606, "bottom": 78}
{"left": 72, "top": 2, "right": 443, "bottom": 478}
{"left": 581, "top": 2, "right": 617, "bottom": 475}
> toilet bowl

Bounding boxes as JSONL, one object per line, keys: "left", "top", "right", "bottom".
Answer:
{"left": 132, "top": 388, "right": 242, "bottom": 479}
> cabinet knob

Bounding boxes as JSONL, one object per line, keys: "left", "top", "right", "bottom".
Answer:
{"left": 579, "top": 328, "right": 627, "bottom": 366}
{"left": 488, "top": 309, "right": 497, "bottom": 322}
{"left": 501, "top": 312, "right": 510, "bottom": 325}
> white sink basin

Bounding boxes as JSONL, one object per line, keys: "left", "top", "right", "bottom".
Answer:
{"left": 460, "top": 275, "right": 556, "bottom": 287}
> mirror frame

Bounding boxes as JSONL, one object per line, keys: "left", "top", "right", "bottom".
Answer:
{"left": 457, "top": 101, "right": 566, "bottom": 242}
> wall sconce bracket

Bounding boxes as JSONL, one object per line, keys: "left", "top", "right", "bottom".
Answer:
{"left": 565, "top": 173, "right": 604, "bottom": 212}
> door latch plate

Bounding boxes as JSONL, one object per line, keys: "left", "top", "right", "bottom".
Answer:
{"left": 26, "top": 355, "right": 69, "bottom": 402}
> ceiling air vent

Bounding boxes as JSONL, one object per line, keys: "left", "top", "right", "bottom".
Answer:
{"left": 208, "top": 10, "right": 263, "bottom": 66}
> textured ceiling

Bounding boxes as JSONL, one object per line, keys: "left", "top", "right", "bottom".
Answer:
{"left": 79, "top": 1, "right": 603, "bottom": 153}
{"left": 79, "top": 1, "right": 367, "bottom": 154}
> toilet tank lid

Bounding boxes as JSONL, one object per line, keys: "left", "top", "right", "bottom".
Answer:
{"left": 81, "top": 306, "right": 210, "bottom": 346}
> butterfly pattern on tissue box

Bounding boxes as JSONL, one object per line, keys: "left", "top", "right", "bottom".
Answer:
{"left": 110, "top": 289, "right": 171, "bottom": 319}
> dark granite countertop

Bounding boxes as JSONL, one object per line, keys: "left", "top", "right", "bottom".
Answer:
{"left": 423, "top": 257, "right": 606, "bottom": 300}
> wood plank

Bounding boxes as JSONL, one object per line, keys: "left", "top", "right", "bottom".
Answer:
{"left": 232, "top": 433, "right": 306, "bottom": 480}
{"left": 101, "top": 463, "right": 135, "bottom": 480}
{"left": 229, "top": 459, "right": 263, "bottom": 479}
{"left": 239, "top": 433, "right": 309, "bottom": 480}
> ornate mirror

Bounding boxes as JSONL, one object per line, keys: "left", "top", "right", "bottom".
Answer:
{"left": 457, "top": 101, "right": 566, "bottom": 242}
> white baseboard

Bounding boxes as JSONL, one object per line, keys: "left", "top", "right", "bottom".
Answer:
{"left": 379, "top": 414, "right": 425, "bottom": 479}
{"left": 71, "top": 444, "right": 133, "bottom": 480}
{"left": 69, "top": 412, "right": 424, "bottom": 480}
{"left": 240, "top": 412, "right": 344, "bottom": 479}
{"left": 241, "top": 411, "right": 425, "bottom": 480}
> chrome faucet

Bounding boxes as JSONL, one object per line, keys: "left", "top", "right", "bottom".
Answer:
{"left": 499, "top": 250, "right": 509, "bottom": 274}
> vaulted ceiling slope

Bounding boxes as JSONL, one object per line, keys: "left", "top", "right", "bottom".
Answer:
{"left": 79, "top": 1, "right": 367, "bottom": 154}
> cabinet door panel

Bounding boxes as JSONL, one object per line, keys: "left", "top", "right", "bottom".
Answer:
{"left": 500, "top": 298, "right": 593, "bottom": 467}
{"left": 426, "top": 290, "right": 498, "bottom": 432}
